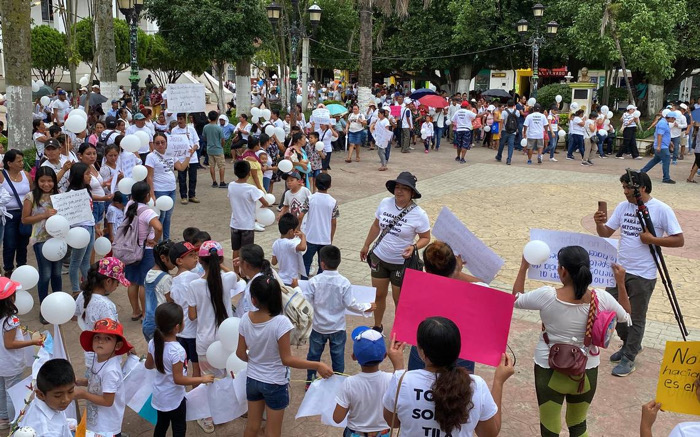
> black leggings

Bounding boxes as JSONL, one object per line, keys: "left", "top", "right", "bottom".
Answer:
{"left": 154, "top": 398, "right": 186, "bottom": 437}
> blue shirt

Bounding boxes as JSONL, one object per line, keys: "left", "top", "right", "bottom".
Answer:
{"left": 107, "top": 109, "right": 119, "bottom": 118}
{"left": 653, "top": 118, "right": 671, "bottom": 149}
{"left": 221, "top": 123, "right": 235, "bottom": 140}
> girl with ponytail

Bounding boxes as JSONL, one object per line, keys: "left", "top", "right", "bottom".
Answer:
{"left": 235, "top": 243, "right": 274, "bottom": 317}
{"left": 512, "top": 245, "right": 632, "bottom": 436}
{"left": 382, "top": 316, "right": 514, "bottom": 436}
{"left": 145, "top": 302, "right": 214, "bottom": 437}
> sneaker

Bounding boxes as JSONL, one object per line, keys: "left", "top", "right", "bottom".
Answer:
{"left": 460, "top": 159, "right": 466, "bottom": 164}
{"left": 612, "top": 357, "right": 636, "bottom": 377}
{"left": 197, "top": 417, "right": 215, "bottom": 434}
{"left": 506, "top": 159, "right": 511, "bottom": 165}
{"left": 634, "top": 156, "right": 643, "bottom": 160}
{"left": 581, "top": 161, "right": 591, "bottom": 166}
{"left": 254, "top": 223, "right": 265, "bottom": 232}
{"left": 566, "top": 156, "right": 574, "bottom": 160}
{"left": 409, "top": 146, "right": 415, "bottom": 150}
{"left": 616, "top": 156, "right": 625, "bottom": 159}
{"left": 495, "top": 157, "right": 502, "bottom": 162}
{"left": 219, "top": 182, "right": 227, "bottom": 188}
{"left": 537, "top": 154, "right": 542, "bottom": 164}
{"left": 455, "top": 157, "right": 460, "bottom": 161}
{"left": 180, "top": 198, "right": 188, "bottom": 205}
{"left": 188, "top": 197, "right": 200, "bottom": 203}
{"left": 610, "top": 348, "right": 623, "bottom": 363}
{"left": 672, "top": 160, "right": 678, "bottom": 165}
{"left": 662, "top": 179, "right": 677, "bottom": 184}
{"left": 211, "top": 182, "right": 218, "bottom": 188}
{"left": 549, "top": 157, "right": 558, "bottom": 162}
{"left": 587, "top": 159, "right": 594, "bottom": 165}
{"left": 527, "top": 160, "right": 532, "bottom": 165}
{"left": 600, "top": 155, "right": 608, "bottom": 159}
{"left": 424, "top": 150, "right": 429, "bottom": 154}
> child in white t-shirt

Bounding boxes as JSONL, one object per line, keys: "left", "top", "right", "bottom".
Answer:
{"left": 421, "top": 116, "right": 434, "bottom": 154}
{"left": 145, "top": 303, "right": 214, "bottom": 437}
{"left": 104, "top": 191, "right": 125, "bottom": 242}
{"left": 237, "top": 275, "right": 333, "bottom": 437}
{"left": 279, "top": 171, "right": 311, "bottom": 219}
{"left": 298, "top": 173, "right": 339, "bottom": 277}
{"left": 74, "top": 318, "right": 132, "bottom": 437}
{"left": 333, "top": 327, "right": 405, "bottom": 436}
{"left": 272, "top": 213, "right": 306, "bottom": 286}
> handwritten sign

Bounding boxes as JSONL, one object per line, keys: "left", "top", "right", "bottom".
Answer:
{"left": 311, "top": 108, "right": 330, "bottom": 125}
{"left": 527, "top": 229, "right": 619, "bottom": 288}
{"left": 166, "top": 83, "right": 206, "bottom": 113}
{"left": 656, "top": 341, "right": 700, "bottom": 415}
{"left": 166, "top": 134, "right": 191, "bottom": 162}
{"left": 393, "top": 269, "right": 515, "bottom": 367}
{"left": 432, "top": 207, "right": 504, "bottom": 283}
{"left": 50, "top": 189, "right": 93, "bottom": 225}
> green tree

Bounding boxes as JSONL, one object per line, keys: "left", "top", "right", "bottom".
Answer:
{"left": 73, "top": 18, "right": 150, "bottom": 71}
{"left": 143, "top": 33, "right": 209, "bottom": 87}
{"left": 31, "top": 25, "right": 69, "bottom": 86}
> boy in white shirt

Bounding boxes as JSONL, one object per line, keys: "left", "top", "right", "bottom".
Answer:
{"left": 333, "top": 327, "right": 405, "bottom": 436}
{"left": 228, "top": 160, "right": 269, "bottom": 274}
{"left": 20, "top": 359, "right": 76, "bottom": 437}
{"left": 303, "top": 245, "right": 376, "bottom": 386}
{"left": 298, "top": 173, "right": 339, "bottom": 277}
{"left": 271, "top": 213, "right": 307, "bottom": 286}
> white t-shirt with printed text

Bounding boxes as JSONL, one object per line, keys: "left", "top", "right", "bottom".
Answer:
{"left": 86, "top": 355, "right": 125, "bottom": 436}
{"left": 372, "top": 198, "right": 430, "bottom": 265}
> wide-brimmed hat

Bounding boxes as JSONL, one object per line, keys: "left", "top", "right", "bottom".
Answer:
{"left": 79, "top": 318, "right": 133, "bottom": 356}
{"left": 386, "top": 171, "right": 421, "bottom": 199}
{"left": 0, "top": 278, "right": 21, "bottom": 300}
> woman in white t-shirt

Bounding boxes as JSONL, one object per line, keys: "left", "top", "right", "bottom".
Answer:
{"left": 382, "top": 316, "right": 513, "bottom": 437}
{"left": 370, "top": 109, "right": 393, "bottom": 171}
{"left": 77, "top": 143, "right": 111, "bottom": 247}
{"left": 345, "top": 104, "right": 366, "bottom": 163}
{"left": 512, "top": 245, "right": 631, "bottom": 437}
{"left": 360, "top": 172, "right": 430, "bottom": 332}
{"left": 32, "top": 119, "right": 49, "bottom": 163}
{"left": 145, "top": 133, "right": 194, "bottom": 241}
{"left": 567, "top": 109, "right": 586, "bottom": 159}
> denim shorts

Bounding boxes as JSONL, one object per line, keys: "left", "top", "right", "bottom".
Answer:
{"left": 124, "top": 248, "right": 155, "bottom": 286}
{"left": 348, "top": 131, "right": 363, "bottom": 144}
{"left": 177, "top": 336, "right": 198, "bottom": 363}
{"left": 93, "top": 201, "right": 106, "bottom": 225}
{"left": 246, "top": 378, "right": 289, "bottom": 410}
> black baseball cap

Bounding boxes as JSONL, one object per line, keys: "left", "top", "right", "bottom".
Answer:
{"left": 44, "top": 138, "right": 60, "bottom": 149}
{"left": 282, "top": 170, "right": 302, "bottom": 180}
{"left": 105, "top": 116, "right": 117, "bottom": 129}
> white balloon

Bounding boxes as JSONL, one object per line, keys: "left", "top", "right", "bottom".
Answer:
{"left": 14, "top": 290, "right": 34, "bottom": 315}
{"left": 226, "top": 353, "right": 247, "bottom": 378}
{"left": 603, "top": 119, "right": 610, "bottom": 127}
{"left": 117, "top": 177, "right": 135, "bottom": 195}
{"left": 251, "top": 116, "right": 259, "bottom": 123}
{"left": 42, "top": 238, "right": 67, "bottom": 262}
{"left": 131, "top": 165, "right": 148, "bottom": 182}
{"left": 121, "top": 134, "right": 141, "bottom": 153}
{"left": 633, "top": 110, "right": 641, "bottom": 118}
{"left": 134, "top": 130, "right": 150, "bottom": 148}
{"left": 11, "top": 265, "right": 39, "bottom": 290}
{"left": 66, "top": 227, "right": 90, "bottom": 249}
{"left": 36, "top": 79, "right": 45, "bottom": 87}
{"left": 598, "top": 129, "right": 608, "bottom": 136}
{"left": 265, "top": 125, "right": 275, "bottom": 136}
{"left": 218, "top": 317, "right": 241, "bottom": 352}
{"left": 520, "top": 138, "right": 527, "bottom": 147}
{"left": 523, "top": 240, "right": 551, "bottom": 265}
{"left": 262, "top": 109, "right": 271, "bottom": 120}
{"left": 69, "top": 109, "right": 88, "bottom": 120}
{"left": 78, "top": 76, "right": 90, "bottom": 87}
{"left": 64, "top": 116, "right": 86, "bottom": 134}
{"left": 255, "top": 208, "right": 275, "bottom": 227}
{"left": 483, "top": 125, "right": 491, "bottom": 132}
{"left": 278, "top": 159, "right": 293, "bottom": 173}
{"left": 445, "top": 119, "right": 451, "bottom": 126}
{"left": 315, "top": 142, "right": 324, "bottom": 152}
{"left": 13, "top": 426, "right": 37, "bottom": 437}
{"left": 205, "top": 341, "right": 229, "bottom": 369}
{"left": 555, "top": 95, "right": 562, "bottom": 103}
{"left": 250, "top": 107, "right": 260, "bottom": 117}
{"left": 31, "top": 82, "right": 40, "bottom": 93}
{"left": 558, "top": 129, "right": 566, "bottom": 138}
{"left": 570, "top": 102, "right": 580, "bottom": 111}
{"left": 600, "top": 105, "right": 609, "bottom": 115}
{"left": 45, "top": 215, "right": 70, "bottom": 239}
{"left": 527, "top": 98, "right": 536, "bottom": 106}
{"left": 606, "top": 111, "right": 613, "bottom": 119}
{"left": 275, "top": 127, "right": 286, "bottom": 142}
{"left": 40, "top": 96, "right": 50, "bottom": 106}
{"left": 93, "top": 237, "right": 112, "bottom": 256}
{"left": 155, "top": 195, "right": 174, "bottom": 211}
{"left": 40, "top": 291, "right": 75, "bottom": 325}
{"left": 264, "top": 193, "right": 275, "bottom": 205}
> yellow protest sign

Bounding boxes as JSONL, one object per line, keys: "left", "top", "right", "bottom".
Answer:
{"left": 656, "top": 341, "right": 700, "bottom": 415}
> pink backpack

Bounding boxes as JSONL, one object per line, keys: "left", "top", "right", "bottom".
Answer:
{"left": 584, "top": 290, "right": 618, "bottom": 356}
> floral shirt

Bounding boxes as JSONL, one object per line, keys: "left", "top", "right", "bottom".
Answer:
{"left": 25, "top": 192, "right": 52, "bottom": 243}
{"left": 304, "top": 143, "right": 323, "bottom": 171}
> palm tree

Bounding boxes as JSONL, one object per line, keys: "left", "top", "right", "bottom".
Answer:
{"left": 600, "top": 0, "right": 635, "bottom": 104}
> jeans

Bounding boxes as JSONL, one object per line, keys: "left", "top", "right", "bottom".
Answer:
{"left": 33, "top": 242, "right": 62, "bottom": 302}
{"left": 69, "top": 225, "right": 95, "bottom": 293}
{"left": 302, "top": 242, "right": 327, "bottom": 277}
{"left": 618, "top": 127, "right": 638, "bottom": 158}
{"left": 515, "top": 120, "right": 525, "bottom": 149}
{"left": 568, "top": 134, "right": 584, "bottom": 158}
{"left": 0, "top": 373, "right": 24, "bottom": 421}
{"left": 544, "top": 134, "right": 557, "bottom": 158}
{"left": 178, "top": 164, "right": 198, "bottom": 199}
{"left": 154, "top": 189, "right": 176, "bottom": 240}
{"left": 596, "top": 135, "right": 605, "bottom": 156}
{"left": 306, "top": 329, "right": 346, "bottom": 383}
{"left": 671, "top": 136, "right": 680, "bottom": 161}
{"left": 407, "top": 346, "right": 474, "bottom": 373}
{"left": 496, "top": 131, "right": 516, "bottom": 162}
{"left": 434, "top": 127, "right": 443, "bottom": 149}
{"left": 607, "top": 273, "right": 656, "bottom": 361}
{"left": 3, "top": 209, "right": 29, "bottom": 272}
{"left": 385, "top": 143, "right": 391, "bottom": 163}
{"left": 641, "top": 147, "right": 672, "bottom": 181}
{"left": 154, "top": 397, "right": 186, "bottom": 437}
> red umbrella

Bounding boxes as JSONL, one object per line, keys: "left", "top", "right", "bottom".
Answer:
{"left": 418, "top": 94, "right": 448, "bottom": 109}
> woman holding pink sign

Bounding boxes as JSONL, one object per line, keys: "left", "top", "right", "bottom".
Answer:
{"left": 512, "top": 245, "right": 631, "bottom": 437}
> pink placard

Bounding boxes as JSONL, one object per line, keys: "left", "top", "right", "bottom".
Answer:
{"left": 390, "top": 105, "right": 402, "bottom": 118}
{"left": 392, "top": 269, "right": 516, "bottom": 367}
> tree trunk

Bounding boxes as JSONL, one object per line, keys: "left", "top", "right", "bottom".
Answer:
{"left": 456, "top": 64, "right": 472, "bottom": 93}
{"left": 95, "top": 0, "right": 118, "bottom": 114}
{"left": 0, "top": 0, "right": 33, "bottom": 151}
{"left": 357, "top": 0, "right": 373, "bottom": 113}
{"left": 647, "top": 82, "right": 664, "bottom": 116}
{"left": 236, "top": 58, "right": 252, "bottom": 117}
{"left": 217, "top": 62, "right": 226, "bottom": 113}
{"left": 610, "top": 22, "right": 634, "bottom": 105}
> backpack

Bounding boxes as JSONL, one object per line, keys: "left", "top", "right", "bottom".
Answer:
{"left": 504, "top": 109, "right": 518, "bottom": 133}
{"left": 271, "top": 270, "right": 313, "bottom": 346}
{"left": 112, "top": 205, "right": 149, "bottom": 265}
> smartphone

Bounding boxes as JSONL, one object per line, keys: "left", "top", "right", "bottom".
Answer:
{"left": 598, "top": 201, "right": 607, "bottom": 216}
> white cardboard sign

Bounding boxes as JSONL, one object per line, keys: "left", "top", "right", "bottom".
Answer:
{"left": 50, "top": 189, "right": 93, "bottom": 226}
{"left": 166, "top": 83, "right": 206, "bottom": 113}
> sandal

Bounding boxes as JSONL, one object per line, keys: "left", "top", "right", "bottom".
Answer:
{"left": 687, "top": 179, "right": 697, "bottom": 183}
{"left": 344, "top": 159, "right": 352, "bottom": 163}
{"left": 131, "top": 313, "right": 143, "bottom": 321}
{"left": 355, "top": 158, "right": 360, "bottom": 162}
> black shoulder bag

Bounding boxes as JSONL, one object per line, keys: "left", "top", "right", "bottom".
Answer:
{"left": 3, "top": 170, "right": 32, "bottom": 236}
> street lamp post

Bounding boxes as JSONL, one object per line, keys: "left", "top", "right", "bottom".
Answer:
{"left": 267, "top": 1, "right": 321, "bottom": 127}
{"left": 118, "top": 0, "right": 143, "bottom": 109}
{"left": 517, "top": 3, "right": 558, "bottom": 99}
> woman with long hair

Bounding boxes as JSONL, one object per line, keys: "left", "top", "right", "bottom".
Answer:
{"left": 0, "top": 150, "right": 33, "bottom": 276}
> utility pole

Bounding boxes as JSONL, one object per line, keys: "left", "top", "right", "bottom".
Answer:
{"left": 0, "top": 0, "right": 33, "bottom": 151}
{"left": 95, "top": 0, "right": 118, "bottom": 113}
{"left": 301, "top": 37, "right": 309, "bottom": 111}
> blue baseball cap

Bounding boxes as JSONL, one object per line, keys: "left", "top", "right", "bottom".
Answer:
{"left": 352, "top": 326, "right": 386, "bottom": 366}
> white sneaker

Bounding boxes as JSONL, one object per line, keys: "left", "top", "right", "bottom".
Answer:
{"left": 549, "top": 157, "right": 558, "bottom": 162}
{"left": 254, "top": 223, "right": 265, "bottom": 232}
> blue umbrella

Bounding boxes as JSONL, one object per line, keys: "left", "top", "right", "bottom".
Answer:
{"left": 326, "top": 103, "right": 348, "bottom": 116}
{"left": 409, "top": 88, "right": 437, "bottom": 100}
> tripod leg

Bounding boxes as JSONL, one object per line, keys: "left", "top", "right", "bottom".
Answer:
{"left": 653, "top": 247, "right": 689, "bottom": 338}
